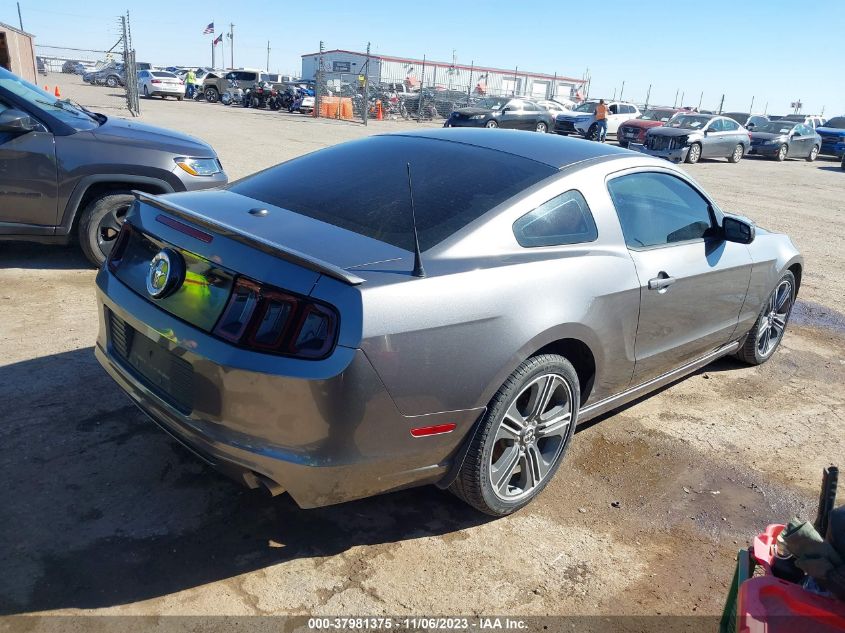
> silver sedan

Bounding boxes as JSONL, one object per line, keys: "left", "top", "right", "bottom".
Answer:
{"left": 137, "top": 70, "right": 184, "bottom": 100}
{"left": 94, "top": 129, "right": 802, "bottom": 516}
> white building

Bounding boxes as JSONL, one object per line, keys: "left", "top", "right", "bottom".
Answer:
{"left": 301, "top": 49, "right": 584, "bottom": 101}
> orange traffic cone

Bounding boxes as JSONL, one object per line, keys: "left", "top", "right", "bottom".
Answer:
{"left": 376, "top": 99, "right": 383, "bottom": 121}
{"left": 54, "top": 86, "right": 61, "bottom": 98}
{"left": 44, "top": 85, "right": 49, "bottom": 91}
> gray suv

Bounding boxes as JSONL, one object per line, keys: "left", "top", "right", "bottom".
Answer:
{"left": 0, "top": 67, "right": 227, "bottom": 265}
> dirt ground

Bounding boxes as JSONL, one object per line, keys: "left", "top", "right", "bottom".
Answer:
{"left": 1, "top": 74, "right": 843, "bottom": 620}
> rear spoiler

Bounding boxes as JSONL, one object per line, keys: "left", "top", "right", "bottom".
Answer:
{"left": 133, "top": 191, "right": 365, "bottom": 286}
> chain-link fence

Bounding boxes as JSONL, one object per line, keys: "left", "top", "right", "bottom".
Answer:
{"left": 307, "top": 43, "right": 587, "bottom": 126}
{"left": 34, "top": 13, "right": 140, "bottom": 116}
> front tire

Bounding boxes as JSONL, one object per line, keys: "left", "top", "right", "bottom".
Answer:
{"left": 728, "top": 143, "right": 745, "bottom": 163}
{"left": 450, "top": 354, "right": 579, "bottom": 516}
{"left": 735, "top": 271, "right": 796, "bottom": 365}
{"left": 106, "top": 76, "right": 118, "bottom": 88}
{"left": 618, "top": 140, "right": 629, "bottom": 148}
{"left": 77, "top": 192, "right": 135, "bottom": 267}
{"left": 775, "top": 144, "right": 788, "bottom": 162}
{"left": 204, "top": 87, "right": 219, "bottom": 103}
{"left": 485, "top": 119, "right": 498, "bottom": 128}
{"left": 685, "top": 142, "right": 702, "bottom": 164}
{"left": 535, "top": 121, "right": 548, "bottom": 133}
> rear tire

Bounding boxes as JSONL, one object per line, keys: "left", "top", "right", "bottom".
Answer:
{"left": 143, "top": 85, "right": 150, "bottom": 98}
{"left": 485, "top": 119, "right": 498, "bottom": 128}
{"left": 535, "top": 121, "right": 548, "bottom": 133}
{"left": 728, "top": 143, "right": 744, "bottom": 163}
{"left": 735, "top": 270, "right": 796, "bottom": 366}
{"left": 204, "top": 87, "right": 219, "bottom": 103}
{"left": 807, "top": 145, "right": 819, "bottom": 162}
{"left": 450, "top": 354, "right": 579, "bottom": 516}
{"left": 176, "top": 96, "right": 183, "bottom": 102}
{"left": 77, "top": 192, "right": 135, "bottom": 268}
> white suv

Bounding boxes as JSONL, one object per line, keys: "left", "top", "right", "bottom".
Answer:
{"left": 553, "top": 100, "right": 641, "bottom": 138}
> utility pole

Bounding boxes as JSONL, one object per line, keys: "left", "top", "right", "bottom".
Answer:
{"left": 644, "top": 84, "right": 651, "bottom": 110}
{"left": 228, "top": 23, "right": 235, "bottom": 68}
{"left": 363, "top": 41, "right": 370, "bottom": 126}
{"left": 266, "top": 41, "right": 270, "bottom": 72}
{"left": 698, "top": 91, "right": 703, "bottom": 111}
{"left": 718, "top": 94, "right": 725, "bottom": 114}
{"left": 619, "top": 80, "right": 625, "bottom": 101}
{"left": 467, "top": 61, "right": 474, "bottom": 104}
{"left": 680, "top": 91, "right": 684, "bottom": 107}
{"left": 16, "top": 2, "right": 23, "bottom": 31}
{"left": 673, "top": 88, "right": 679, "bottom": 108}
{"left": 749, "top": 96, "right": 755, "bottom": 114}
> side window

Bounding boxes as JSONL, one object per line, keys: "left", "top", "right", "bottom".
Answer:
{"left": 624, "top": 105, "right": 636, "bottom": 114}
{"left": 608, "top": 104, "right": 619, "bottom": 114}
{"left": 513, "top": 190, "right": 598, "bottom": 248}
{"left": 707, "top": 119, "right": 724, "bottom": 132}
{"left": 607, "top": 172, "right": 715, "bottom": 249}
{"left": 225, "top": 72, "right": 237, "bottom": 81}
{"left": 522, "top": 101, "right": 538, "bottom": 112}
{"left": 722, "top": 119, "right": 739, "bottom": 131}
{"left": 506, "top": 100, "right": 523, "bottom": 111}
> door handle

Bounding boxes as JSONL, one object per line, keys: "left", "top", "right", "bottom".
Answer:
{"left": 648, "top": 272, "right": 676, "bottom": 291}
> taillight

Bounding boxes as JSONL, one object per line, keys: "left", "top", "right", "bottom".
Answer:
{"left": 151, "top": 79, "right": 162, "bottom": 84}
{"left": 213, "top": 277, "right": 338, "bottom": 359}
{"left": 107, "top": 223, "right": 133, "bottom": 272}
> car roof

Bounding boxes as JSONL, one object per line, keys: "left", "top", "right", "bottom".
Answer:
{"left": 383, "top": 128, "right": 630, "bottom": 170}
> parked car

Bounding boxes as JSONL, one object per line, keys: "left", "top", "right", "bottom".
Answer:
{"left": 723, "top": 112, "right": 770, "bottom": 131}
{"left": 0, "top": 67, "right": 226, "bottom": 266}
{"left": 769, "top": 114, "right": 826, "bottom": 130}
{"left": 62, "top": 59, "right": 81, "bottom": 73}
{"left": 617, "top": 107, "right": 683, "bottom": 148}
{"left": 748, "top": 120, "right": 820, "bottom": 161}
{"left": 89, "top": 63, "right": 125, "bottom": 88}
{"left": 553, "top": 100, "right": 640, "bottom": 139}
{"left": 202, "top": 69, "right": 265, "bottom": 103}
{"left": 534, "top": 98, "right": 577, "bottom": 117}
{"left": 137, "top": 70, "right": 185, "bottom": 100}
{"left": 631, "top": 113, "right": 751, "bottom": 164}
{"left": 93, "top": 128, "right": 802, "bottom": 515}
{"left": 445, "top": 97, "right": 554, "bottom": 132}
{"left": 813, "top": 116, "right": 845, "bottom": 157}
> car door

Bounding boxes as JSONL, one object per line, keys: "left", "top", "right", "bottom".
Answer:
{"left": 0, "top": 97, "right": 58, "bottom": 229}
{"left": 721, "top": 118, "right": 746, "bottom": 156}
{"left": 137, "top": 70, "right": 148, "bottom": 94}
{"left": 608, "top": 104, "right": 630, "bottom": 134}
{"left": 606, "top": 170, "right": 752, "bottom": 384}
{"left": 499, "top": 100, "right": 527, "bottom": 129}
{"left": 790, "top": 124, "right": 811, "bottom": 156}
{"left": 521, "top": 100, "right": 543, "bottom": 129}
{"left": 701, "top": 118, "right": 727, "bottom": 157}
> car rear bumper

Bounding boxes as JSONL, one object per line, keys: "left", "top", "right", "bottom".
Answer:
{"left": 148, "top": 86, "right": 184, "bottom": 96}
{"left": 94, "top": 271, "right": 478, "bottom": 508}
{"left": 629, "top": 143, "right": 689, "bottom": 163}
{"left": 819, "top": 139, "right": 845, "bottom": 156}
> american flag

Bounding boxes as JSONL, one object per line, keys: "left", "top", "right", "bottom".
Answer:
{"left": 203, "top": 22, "right": 214, "bottom": 34}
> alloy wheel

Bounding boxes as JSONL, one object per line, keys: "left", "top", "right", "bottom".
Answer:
{"left": 688, "top": 144, "right": 701, "bottom": 163}
{"left": 778, "top": 145, "right": 787, "bottom": 161}
{"left": 809, "top": 146, "right": 819, "bottom": 161}
{"left": 96, "top": 203, "right": 131, "bottom": 258}
{"left": 757, "top": 279, "right": 794, "bottom": 358}
{"left": 489, "top": 373, "right": 572, "bottom": 501}
{"left": 536, "top": 121, "right": 548, "bottom": 133}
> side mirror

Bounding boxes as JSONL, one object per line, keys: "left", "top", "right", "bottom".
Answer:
{"left": 0, "top": 109, "right": 38, "bottom": 133}
{"left": 722, "top": 216, "right": 755, "bottom": 244}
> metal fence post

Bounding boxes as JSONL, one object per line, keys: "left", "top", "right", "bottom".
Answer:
{"left": 315, "top": 40, "right": 324, "bottom": 119}
{"left": 362, "top": 42, "right": 370, "bottom": 126}
{"left": 416, "top": 55, "right": 426, "bottom": 122}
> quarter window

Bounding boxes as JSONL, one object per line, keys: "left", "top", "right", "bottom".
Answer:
{"left": 722, "top": 119, "right": 739, "bottom": 131}
{"left": 607, "top": 172, "right": 715, "bottom": 249}
{"left": 513, "top": 190, "right": 598, "bottom": 247}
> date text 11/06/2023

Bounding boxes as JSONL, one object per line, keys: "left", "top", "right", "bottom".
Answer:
{"left": 307, "top": 617, "right": 528, "bottom": 630}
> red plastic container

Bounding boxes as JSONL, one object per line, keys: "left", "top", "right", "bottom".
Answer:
{"left": 735, "top": 523, "right": 845, "bottom": 632}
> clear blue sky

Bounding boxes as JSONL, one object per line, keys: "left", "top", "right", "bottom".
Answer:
{"left": 8, "top": 0, "right": 844, "bottom": 115}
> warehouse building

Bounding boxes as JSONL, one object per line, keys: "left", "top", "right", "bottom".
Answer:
{"left": 301, "top": 49, "right": 584, "bottom": 101}
{"left": 0, "top": 22, "right": 37, "bottom": 83}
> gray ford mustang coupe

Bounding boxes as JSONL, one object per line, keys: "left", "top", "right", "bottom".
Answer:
{"left": 95, "top": 129, "right": 802, "bottom": 516}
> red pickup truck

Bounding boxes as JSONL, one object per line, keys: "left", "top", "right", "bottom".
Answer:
{"left": 617, "top": 107, "right": 686, "bottom": 147}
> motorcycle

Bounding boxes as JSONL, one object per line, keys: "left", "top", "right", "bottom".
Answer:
{"left": 247, "top": 81, "right": 273, "bottom": 108}
{"left": 220, "top": 79, "right": 244, "bottom": 106}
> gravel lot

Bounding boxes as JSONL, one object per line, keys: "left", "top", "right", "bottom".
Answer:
{"left": 1, "top": 74, "right": 843, "bottom": 619}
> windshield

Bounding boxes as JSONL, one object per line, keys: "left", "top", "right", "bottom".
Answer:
{"left": 755, "top": 121, "right": 796, "bottom": 134}
{"left": 640, "top": 109, "right": 675, "bottom": 122}
{"left": 573, "top": 101, "right": 597, "bottom": 113}
{"left": 475, "top": 97, "right": 508, "bottom": 111}
{"left": 0, "top": 67, "right": 99, "bottom": 130}
{"left": 151, "top": 71, "right": 176, "bottom": 78}
{"left": 665, "top": 114, "right": 711, "bottom": 130}
{"left": 823, "top": 117, "right": 845, "bottom": 129}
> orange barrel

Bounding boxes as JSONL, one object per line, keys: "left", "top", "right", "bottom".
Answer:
{"left": 340, "top": 97, "right": 353, "bottom": 119}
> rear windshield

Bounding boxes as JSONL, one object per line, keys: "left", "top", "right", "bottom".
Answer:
{"left": 823, "top": 117, "right": 845, "bottom": 129}
{"left": 229, "top": 135, "right": 555, "bottom": 251}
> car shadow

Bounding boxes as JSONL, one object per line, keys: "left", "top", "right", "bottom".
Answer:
{"left": 817, "top": 166, "right": 843, "bottom": 172}
{"left": 0, "top": 347, "right": 491, "bottom": 615}
{"left": 0, "top": 242, "right": 92, "bottom": 270}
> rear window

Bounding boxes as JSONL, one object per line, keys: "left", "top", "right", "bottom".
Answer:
{"left": 229, "top": 136, "right": 556, "bottom": 251}
{"left": 824, "top": 117, "right": 845, "bottom": 129}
